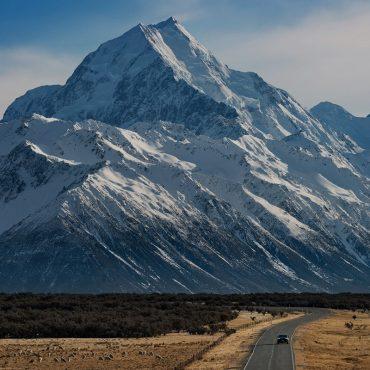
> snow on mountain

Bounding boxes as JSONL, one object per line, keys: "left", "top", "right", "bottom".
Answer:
{"left": 311, "top": 101, "right": 370, "bottom": 151}
{"left": 2, "top": 17, "right": 330, "bottom": 141}
{"left": 0, "top": 18, "right": 369, "bottom": 292}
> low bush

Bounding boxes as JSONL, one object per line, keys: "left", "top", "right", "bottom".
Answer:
{"left": 0, "top": 292, "right": 368, "bottom": 339}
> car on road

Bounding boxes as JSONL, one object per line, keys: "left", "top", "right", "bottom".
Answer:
{"left": 277, "top": 334, "right": 289, "bottom": 344}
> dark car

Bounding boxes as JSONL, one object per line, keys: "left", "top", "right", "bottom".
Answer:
{"left": 277, "top": 334, "right": 289, "bottom": 344}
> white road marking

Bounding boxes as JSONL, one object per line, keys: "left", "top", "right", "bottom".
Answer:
{"left": 290, "top": 313, "right": 312, "bottom": 370}
{"left": 244, "top": 312, "right": 320, "bottom": 370}
{"left": 290, "top": 325, "right": 298, "bottom": 369}
{"left": 244, "top": 323, "right": 272, "bottom": 369}
{"left": 267, "top": 338, "right": 276, "bottom": 370}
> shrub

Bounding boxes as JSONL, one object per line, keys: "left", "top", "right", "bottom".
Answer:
{"left": 0, "top": 292, "right": 368, "bottom": 339}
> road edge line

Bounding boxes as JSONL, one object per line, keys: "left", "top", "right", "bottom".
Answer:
{"left": 290, "top": 312, "right": 313, "bottom": 370}
{"left": 290, "top": 322, "right": 299, "bottom": 369}
{"left": 243, "top": 323, "right": 272, "bottom": 369}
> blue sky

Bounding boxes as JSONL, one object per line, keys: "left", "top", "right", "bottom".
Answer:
{"left": 1, "top": 0, "right": 370, "bottom": 117}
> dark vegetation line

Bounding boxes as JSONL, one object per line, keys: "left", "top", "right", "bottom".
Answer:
{"left": 0, "top": 293, "right": 368, "bottom": 339}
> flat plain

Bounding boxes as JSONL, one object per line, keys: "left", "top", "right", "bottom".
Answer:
{"left": 1, "top": 308, "right": 368, "bottom": 369}
{"left": 294, "top": 310, "right": 370, "bottom": 369}
{"left": 0, "top": 333, "right": 220, "bottom": 369}
{"left": 0, "top": 311, "right": 278, "bottom": 370}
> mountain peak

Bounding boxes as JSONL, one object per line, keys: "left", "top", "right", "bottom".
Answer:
{"left": 3, "top": 16, "right": 235, "bottom": 125}
{"left": 311, "top": 101, "right": 347, "bottom": 111}
{"left": 311, "top": 100, "right": 370, "bottom": 150}
{"left": 1, "top": 18, "right": 370, "bottom": 294}
{"left": 310, "top": 101, "right": 353, "bottom": 120}
{"left": 1, "top": 18, "right": 326, "bottom": 140}
{"left": 155, "top": 16, "right": 179, "bottom": 28}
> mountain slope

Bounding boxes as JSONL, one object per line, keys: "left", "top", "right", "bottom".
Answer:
{"left": 311, "top": 101, "right": 370, "bottom": 151}
{"left": 3, "top": 18, "right": 331, "bottom": 142}
{"left": 0, "top": 18, "right": 369, "bottom": 292}
{"left": 1, "top": 116, "right": 369, "bottom": 292}
{"left": 3, "top": 18, "right": 238, "bottom": 137}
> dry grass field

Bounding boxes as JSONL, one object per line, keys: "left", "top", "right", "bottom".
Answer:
{"left": 6, "top": 309, "right": 368, "bottom": 370}
{"left": 294, "top": 310, "right": 370, "bottom": 370}
{"left": 0, "top": 333, "right": 220, "bottom": 369}
{"left": 187, "top": 312, "right": 301, "bottom": 370}
{"left": 227, "top": 311, "right": 270, "bottom": 329}
{"left": 0, "top": 310, "right": 294, "bottom": 370}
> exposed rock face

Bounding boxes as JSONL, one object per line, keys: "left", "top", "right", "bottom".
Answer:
{"left": 311, "top": 101, "right": 370, "bottom": 151}
{"left": 0, "top": 18, "right": 369, "bottom": 293}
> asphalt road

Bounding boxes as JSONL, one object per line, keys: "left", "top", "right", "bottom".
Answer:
{"left": 243, "top": 309, "right": 330, "bottom": 370}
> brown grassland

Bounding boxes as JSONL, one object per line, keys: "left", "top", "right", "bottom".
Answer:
{"left": 187, "top": 312, "right": 301, "bottom": 369}
{"left": 0, "top": 311, "right": 290, "bottom": 370}
{"left": 0, "top": 333, "right": 220, "bottom": 369}
{"left": 294, "top": 310, "right": 370, "bottom": 370}
{"left": 1, "top": 309, "right": 369, "bottom": 369}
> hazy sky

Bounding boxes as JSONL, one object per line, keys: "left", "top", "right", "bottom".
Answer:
{"left": 1, "top": 0, "right": 369, "bottom": 118}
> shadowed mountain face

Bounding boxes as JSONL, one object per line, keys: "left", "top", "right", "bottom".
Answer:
{"left": 1, "top": 18, "right": 369, "bottom": 293}
{"left": 311, "top": 101, "right": 370, "bottom": 151}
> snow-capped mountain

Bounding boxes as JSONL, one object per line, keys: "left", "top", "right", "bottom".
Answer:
{"left": 311, "top": 101, "right": 370, "bottom": 151}
{"left": 1, "top": 18, "right": 369, "bottom": 293}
